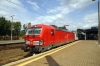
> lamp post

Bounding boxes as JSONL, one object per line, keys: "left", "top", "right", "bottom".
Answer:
{"left": 11, "top": 15, "right": 14, "bottom": 40}
{"left": 92, "top": 0, "right": 100, "bottom": 44}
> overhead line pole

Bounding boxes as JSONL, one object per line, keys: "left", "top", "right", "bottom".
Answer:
{"left": 11, "top": 15, "right": 14, "bottom": 41}
{"left": 92, "top": 0, "right": 100, "bottom": 44}
{"left": 98, "top": 0, "right": 100, "bottom": 45}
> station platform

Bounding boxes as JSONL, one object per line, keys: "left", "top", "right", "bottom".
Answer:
{"left": 0, "top": 40, "right": 24, "bottom": 44}
{"left": 4, "top": 40, "right": 100, "bottom": 66}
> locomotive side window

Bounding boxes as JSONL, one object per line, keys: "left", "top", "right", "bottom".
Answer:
{"left": 26, "top": 27, "right": 42, "bottom": 35}
{"left": 51, "top": 30, "right": 54, "bottom": 36}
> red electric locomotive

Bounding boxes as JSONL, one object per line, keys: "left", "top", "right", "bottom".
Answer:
{"left": 21, "top": 24, "right": 75, "bottom": 53}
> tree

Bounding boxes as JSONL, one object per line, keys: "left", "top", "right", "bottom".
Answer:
{"left": 58, "top": 26, "right": 68, "bottom": 30}
{"left": 28, "top": 22, "right": 31, "bottom": 27}
{"left": 19, "top": 30, "right": 25, "bottom": 37}
{"left": 0, "top": 17, "right": 11, "bottom": 36}
{"left": 0, "top": 16, "right": 23, "bottom": 38}
{"left": 23, "top": 24, "right": 27, "bottom": 32}
{"left": 77, "top": 29, "right": 83, "bottom": 34}
{"left": 13, "top": 21, "right": 21, "bottom": 36}
{"left": 6, "top": 20, "right": 11, "bottom": 36}
{"left": 23, "top": 22, "right": 31, "bottom": 32}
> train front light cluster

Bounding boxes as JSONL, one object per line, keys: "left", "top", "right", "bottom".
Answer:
{"left": 25, "top": 40, "right": 30, "bottom": 44}
{"left": 39, "top": 40, "right": 43, "bottom": 45}
{"left": 33, "top": 41, "right": 39, "bottom": 45}
{"left": 33, "top": 40, "right": 43, "bottom": 45}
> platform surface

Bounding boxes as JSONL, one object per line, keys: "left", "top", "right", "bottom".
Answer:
{"left": 25, "top": 40, "right": 100, "bottom": 66}
{"left": 4, "top": 40, "right": 100, "bottom": 66}
{"left": 0, "top": 40, "right": 24, "bottom": 44}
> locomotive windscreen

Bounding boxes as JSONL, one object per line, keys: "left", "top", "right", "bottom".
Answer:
{"left": 26, "top": 27, "right": 42, "bottom": 35}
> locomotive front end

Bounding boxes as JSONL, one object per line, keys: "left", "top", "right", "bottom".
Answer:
{"left": 21, "top": 26, "right": 44, "bottom": 52}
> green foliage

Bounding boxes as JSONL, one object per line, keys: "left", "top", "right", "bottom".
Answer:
{"left": 13, "top": 21, "right": 21, "bottom": 36}
{"left": 0, "top": 17, "right": 22, "bottom": 37}
{"left": 0, "top": 17, "right": 32, "bottom": 38}
{"left": 28, "top": 22, "right": 31, "bottom": 27}
{"left": 19, "top": 30, "right": 25, "bottom": 37}
{"left": 58, "top": 26, "right": 68, "bottom": 30}
{"left": 77, "top": 29, "right": 82, "bottom": 34}
{"left": 23, "top": 22, "right": 31, "bottom": 32}
{"left": 23, "top": 24, "right": 27, "bottom": 32}
{"left": 0, "top": 17, "right": 11, "bottom": 36}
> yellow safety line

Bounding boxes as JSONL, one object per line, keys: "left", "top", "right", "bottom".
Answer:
{"left": 16, "top": 41, "right": 80, "bottom": 66}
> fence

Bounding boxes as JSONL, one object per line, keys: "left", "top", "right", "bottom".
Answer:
{"left": 0, "top": 36, "right": 19, "bottom": 40}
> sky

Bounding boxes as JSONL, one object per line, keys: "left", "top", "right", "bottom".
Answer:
{"left": 0, "top": 0, "right": 99, "bottom": 31}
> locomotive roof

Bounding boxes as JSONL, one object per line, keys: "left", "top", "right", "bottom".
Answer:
{"left": 28, "top": 24, "right": 55, "bottom": 29}
{"left": 50, "top": 25, "right": 72, "bottom": 32}
{"left": 28, "top": 24, "right": 73, "bottom": 33}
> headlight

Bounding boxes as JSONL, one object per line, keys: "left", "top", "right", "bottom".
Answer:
{"left": 26, "top": 40, "right": 30, "bottom": 44}
{"left": 39, "top": 40, "right": 43, "bottom": 45}
{"left": 33, "top": 40, "right": 43, "bottom": 45}
{"left": 33, "top": 41, "right": 39, "bottom": 45}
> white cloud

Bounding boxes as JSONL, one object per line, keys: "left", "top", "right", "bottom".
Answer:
{"left": 25, "top": 12, "right": 98, "bottom": 31}
{"left": 0, "top": 0, "right": 28, "bottom": 22}
{"left": 26, "top": 0, "right": 39, "bottom": 10}
{"left": 0, "top": 0, "right": 97, "bottom": 31}
{"left": 60, "top": 0, "right": 96, "bottom": 9}
{"left": 65, "top": 12, "right": 98, "bottom": 30}
{"left": 47, "top": 6, "right": 70, "bottom": 15}
{"left": 77, "top": 12, "right": 98, "bottom": 29}
{"left": 47, "top": 0, "right": 95, "bottom": 16}
{"left": 46, "top": 0, "right": 97, "bottom": 31}
{"left": 0, "top": 0, "right": 24, "bottom": 11}
{"left": 26, "top": 14, "right": 68, "bottom": 26}
{"left": 0, "top": 10, "right": 9, "bottom": 16}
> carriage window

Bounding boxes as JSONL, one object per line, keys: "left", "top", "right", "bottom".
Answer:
{"left": 51, "top": 30, "right": 54, "bottom": 36}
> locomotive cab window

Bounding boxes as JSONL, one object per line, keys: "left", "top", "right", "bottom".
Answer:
{"left": 26, "top": 27, "right": 42, "bottom": 35}
{"left": 51, "top": 30, "right": 54, "bottom": 36}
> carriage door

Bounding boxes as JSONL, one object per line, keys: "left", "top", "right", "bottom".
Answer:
{"left": 51, "top": 29, "right": 55, "bottom": 43}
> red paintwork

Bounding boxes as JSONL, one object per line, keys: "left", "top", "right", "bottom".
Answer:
{"left": 24, "top": 24, "right": 75, "bottom": 47}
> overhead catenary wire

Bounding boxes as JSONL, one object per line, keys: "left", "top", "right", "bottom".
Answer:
{"left": 26, "top": 0, "right": 62, "bottom": 22}
{"left": 6, "top": 0, "right": 68, "bottom": 26}
{"left": 26, "top": 0, "right": 67, "bottom": 23}
{"left": 6, "top": 0, "right": 57, "bottom": 23}
{"left": 26, "top": 0, "right": 56, "bottom": 16}
{"left": 6, "top": 0, "right": 44, "bottom": 16}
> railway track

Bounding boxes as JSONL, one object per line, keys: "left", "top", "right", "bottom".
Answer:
{"left": 0, "top": 41, "right": 31, "bottom": 65}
